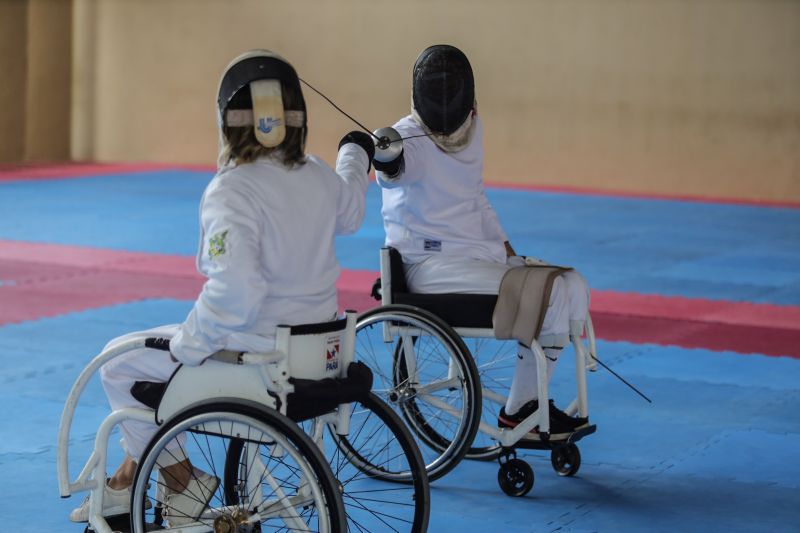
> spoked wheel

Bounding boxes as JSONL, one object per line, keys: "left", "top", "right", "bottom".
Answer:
{"left": 497, "top": 458, "right": 534, "bottom": 497}
{"left": 131, "top": 401, "right": 346, "bottom": 533}
{"left": 460, "top": 337, "right": 518, "bottom": 461}
{"left": 323, "top": 392, "right": 430, "bottom": 532}
{"left": 355, "top": 305, "right": 481, "bottom": 481}
{"left": 551, "top": 443, "right": 581, "bottom": 477}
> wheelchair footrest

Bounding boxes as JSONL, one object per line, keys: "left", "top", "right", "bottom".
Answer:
{"left": 512, "top": 424, "right": 597, "bottom": 451}
{"left": 85, "top": 513, "right": 164, "bottom": 532}
{"left": 84, "top": 513, "right": 132, "bottom": 533}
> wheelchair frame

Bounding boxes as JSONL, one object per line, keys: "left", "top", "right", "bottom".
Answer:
{"left": 364, "top": 247, "right": 599, "bottom": 495}
{"left": 57, "top": 310, "right": 430, "bottom": 532}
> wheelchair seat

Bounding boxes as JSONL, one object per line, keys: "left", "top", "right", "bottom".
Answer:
{"left": 130, "top": 361, "right": 374, "bottom": 423}
{"left": 58, "top": 310, "right": 431, "bottom": 532}
{"left": 363, "top": 246, "right": 598, "bottom": 494}
{"left": 379, "top": 247, "right": 497, "bottom": 329}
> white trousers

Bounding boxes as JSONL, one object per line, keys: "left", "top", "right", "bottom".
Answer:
{"left": 404, "top": 255, "right": 590, "bottom": 341}
{"left": 405, "top": 254, "right": 590, "bottom": 413}
{"left": 100, "top": 324, "right": 182, "bottom": 462}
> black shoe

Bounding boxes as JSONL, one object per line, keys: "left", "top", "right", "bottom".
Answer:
{"left": 546, "top": 400, "right": 589, "bottom": 430}
{"left": 498, "top": 400, "right": 575, "bottom": 440}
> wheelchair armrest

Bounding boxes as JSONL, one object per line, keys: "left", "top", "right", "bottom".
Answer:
{"left": 144, "top": 337, "right": 283, "bottom": 366}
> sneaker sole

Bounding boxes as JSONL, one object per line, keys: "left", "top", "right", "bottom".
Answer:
{"left": 499, "top": 420, "right": 574, "bottom": 441}
{"left": 69, "top": 497, "right": 152, "bottom": 523}
{"left": 69, "top": 503, "right": 130, "bottom": 523}
{"left": 519, "top": 431, "right": 573, "bottom": 442}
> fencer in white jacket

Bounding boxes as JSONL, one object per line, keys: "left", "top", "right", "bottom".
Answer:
{"left": 101, "top": 147, "right": 371, "bottom": 459}
{"left": 374, "top": 44, "right": 590, "bottom": 440}
{"left": 70, "top": 50, "right": 375, "bottom": 524}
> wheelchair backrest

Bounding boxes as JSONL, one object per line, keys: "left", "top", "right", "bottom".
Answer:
{"left": 379, "top": 247, "right": 409, "bottom": 305}
{"left": 283, "top": 312, "right": 356, "bottom": 381}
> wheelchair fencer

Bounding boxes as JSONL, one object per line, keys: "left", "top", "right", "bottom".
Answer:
{"left": 57, "top": 311, "right": 430, "bottom": 533}
{"left": 353, "top": 248, "right": 598, "bottom": 496}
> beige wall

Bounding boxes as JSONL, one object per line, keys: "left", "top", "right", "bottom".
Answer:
{"left": 0, "top": 1, "right": 28, "bottom": 163}
{"left": 0, "top": 0, "right": 71, "bottom": 163}
{"left": 25, "top": 0, "right": 72, "bottom": 160}
{"left": 6, "top": 0, "right": 800, "bottom": 201}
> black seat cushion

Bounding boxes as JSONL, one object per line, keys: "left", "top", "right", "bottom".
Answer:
{"left": 131, "top": 362, "right": 373, "bottom": 422}
{"left": 386, "top": 247, "right": 497, "bottom": 329}
{"left": 393, "top": 292, "right": 496, "bottom": 328}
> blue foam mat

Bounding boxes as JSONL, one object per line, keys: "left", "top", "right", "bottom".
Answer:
{"left": 0, "top": 301, "right": 798, "bottom": 532}
{"left": 2, "top": 170, "right": 799, "bottom": 531}
{"left": 2, "top": 171, "right": 799, "bottom": 304}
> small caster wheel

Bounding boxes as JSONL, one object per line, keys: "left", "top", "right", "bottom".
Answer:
{"left": 551, "top": 443, "right": 581, "bottom": 477}
{"left": 497, "top": 458, "right": 534, "bottom": 497}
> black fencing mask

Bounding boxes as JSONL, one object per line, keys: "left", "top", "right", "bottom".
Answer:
{"left": 412, "top": 45, "right": 474, "bottom": 136}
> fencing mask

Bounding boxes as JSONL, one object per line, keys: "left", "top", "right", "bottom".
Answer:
{"left": 217, "top": 50, "right": 306, "bottom": 149}
{"left": 412, "top": 45, "right": 475, "bottom": 136}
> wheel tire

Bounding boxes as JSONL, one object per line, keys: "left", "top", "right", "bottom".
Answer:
{"left": 551, "top": 443, "right": 582, "bottom": 477}
{"left": 497, "top": 458, "right": 534, "bottom": 497}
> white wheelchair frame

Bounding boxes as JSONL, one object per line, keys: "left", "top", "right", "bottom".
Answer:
{"left": 57, "top": 313, "right": 359, "bottom": 533}
{"left": 373, "top": 247, "right": 599, "bottom": 493}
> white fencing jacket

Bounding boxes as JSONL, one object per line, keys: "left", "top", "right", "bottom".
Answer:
{"left": 170, "top": 147, "right": 370, "bottom": 365}
{"left": 377, "top": 115, "right": 508, "bottom": 264}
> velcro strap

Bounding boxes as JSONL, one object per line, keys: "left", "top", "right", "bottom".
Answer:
{"left": 225, "top": 109, "right": 304, "bottom": 127}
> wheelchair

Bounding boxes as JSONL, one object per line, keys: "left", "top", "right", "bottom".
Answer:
{"left": 354, "top": 248, "right": 598, "bottom": 496}
{"left": 57, "top": 311, "right": 430, "bottom": 532}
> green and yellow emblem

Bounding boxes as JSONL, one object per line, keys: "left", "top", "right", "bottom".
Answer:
{"left": 208, "top": 230, "right": 229, "bottom": 260}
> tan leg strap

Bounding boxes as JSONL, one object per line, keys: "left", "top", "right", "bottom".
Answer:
{"left": 492, "top": 264, "right": 572, "bottom": 348}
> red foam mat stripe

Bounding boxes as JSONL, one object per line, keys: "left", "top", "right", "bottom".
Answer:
{"left": 591, "top": 290, "right": 800, "bottom": 331}
{"left": 0, "top": 162, "right": 214, "bottom": 182}
{"left": 1, "top": 240, "right": 798, "bottom": 357}
{"left": 488, "top": 182, "right": 800, "bottom": 209}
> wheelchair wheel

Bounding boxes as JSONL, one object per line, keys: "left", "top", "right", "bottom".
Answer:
{"left": 497, "top": 458, "right": 534, "bottom": 497}
{"left": 355, "top": 305, "right": 481, "bottom": 481}
{"left": 551, "top": 443, "right": 581, "bottom": 477}
{"left": 131, "top": 401, "right": 346, "bottom": 533}
{"left": 461, "top": 337, "right": 518, "bottom": 461}
{"left": 325, "top": 392, "right": 430, "bottom": 532}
